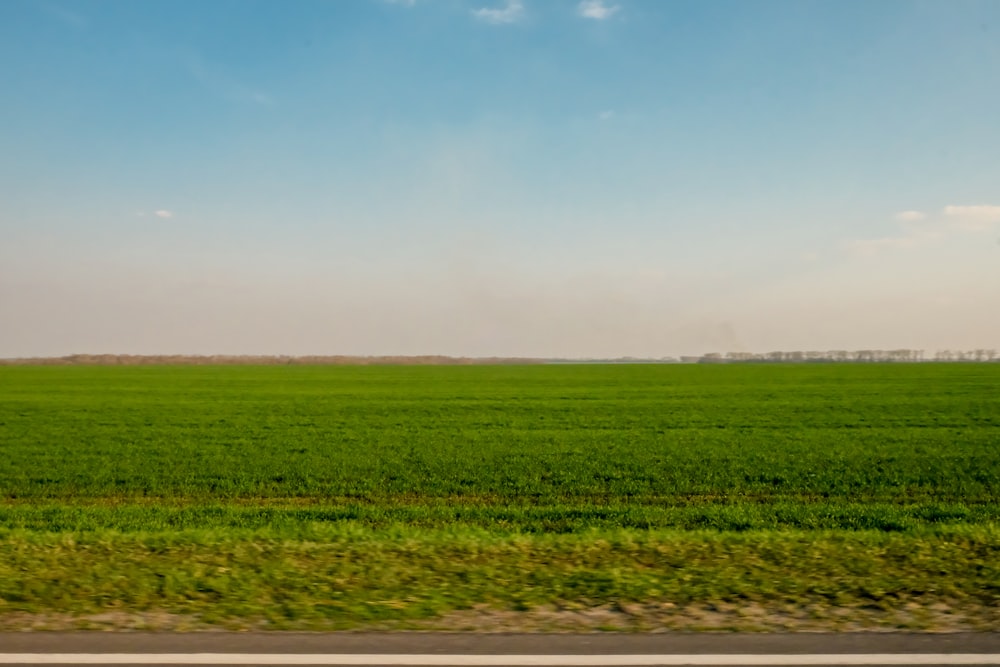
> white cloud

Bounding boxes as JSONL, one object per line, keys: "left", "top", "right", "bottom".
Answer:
{"left": 894, "top": 210, "right": 925, "bottom": 222}
{"left": 154, "top": 210, "right": 174, "bottom": 219}
{"left": 472, "top": 0, "right": 524, "bottom": 24}
{"left": 578, "top": 0, "right": 620, "bottom": 20}
{"left": 598, "top": 110, "right": 615, "bottom": 120}
{"left": 383, "top": 0, "right": 416, "bottom": 5}
{"left": 943, "top": 205, "right": 1000, "bottom": 231}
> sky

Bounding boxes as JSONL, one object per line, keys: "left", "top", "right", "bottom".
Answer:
{"left": 1, "top": 0, "right": 999, "bottom": 358}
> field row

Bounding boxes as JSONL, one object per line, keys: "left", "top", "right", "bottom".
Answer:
{"left": 2, "top": 502, "right": 998, "bottom": 533}
{"left": 2, "top": 364, "right": 998, "bottom": 504}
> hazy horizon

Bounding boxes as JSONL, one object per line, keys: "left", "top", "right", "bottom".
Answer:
{"left": 2, "top": 0, "right": 999, "bottom": 359}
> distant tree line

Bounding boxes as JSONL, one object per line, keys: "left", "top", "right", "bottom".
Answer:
{"left": 2, "top": 351, "right": 997, "bottom": 366}
{"left": 692, "top": 349, "right": 998, "bottom": 363}
{"left": 0, "top": 354, "right": 546, "bottom": 366}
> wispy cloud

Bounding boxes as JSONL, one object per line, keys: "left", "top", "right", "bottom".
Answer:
{"left": 943, "top": 205, "right": 1000, "bottom": 231}
{"left": 847, "top": 204, "right": 1000, "bottom": 256}
{"left": 472, "top": 0, "right": 524, "bottom": 24}
{"left": 894, "top": 210, "right": 925, "bottom": 222}
{"left": 845, "top": 234, "right": 930, "bottom": 257}
{"left": 154, "top": 210, "right": 174, "bottom": 219}
{"left": 578, "top": 0, "right": 620, "bottom": 20}
{"left": 598, "top": 110, "right": 615, "bottom": 121}
{"left": 39, "top": 2, "right": 88, "bottom": 29}
{"left": 183, "top": 52, "right": 273, "bottom": 106}
{"left": 383, "top": 0, "right": 417, "bottom": 6}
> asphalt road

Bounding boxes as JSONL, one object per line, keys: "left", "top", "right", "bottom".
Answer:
{"left": 1, "top": 634, "right": 998, "bottom": 666}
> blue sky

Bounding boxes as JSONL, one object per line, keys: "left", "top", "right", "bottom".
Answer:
{"left": 2, "top": 0, "right": 999, "bottom": 357}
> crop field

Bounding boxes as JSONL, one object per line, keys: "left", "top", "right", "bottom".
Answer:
{"left": 1, "top": 363, "right": 999, "bottom": 630}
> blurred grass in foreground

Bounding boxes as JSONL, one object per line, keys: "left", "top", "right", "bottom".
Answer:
{"left": 1, "top": 525, "right": 997, "bottom": 630}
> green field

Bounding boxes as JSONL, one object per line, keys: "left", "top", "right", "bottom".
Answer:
{"left": 1, "top": 364, "right": 998, "bottom": 630}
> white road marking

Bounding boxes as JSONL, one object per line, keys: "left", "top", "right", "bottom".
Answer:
{"left": 0, "top": 656, "right": 998, "bottom": 665}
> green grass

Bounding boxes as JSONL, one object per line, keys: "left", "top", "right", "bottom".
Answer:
{"left": 1, "top": 525, "right": 998, "bottom": 629}
{"left": 1, "top": 363, "right": 998, "bottom": 629}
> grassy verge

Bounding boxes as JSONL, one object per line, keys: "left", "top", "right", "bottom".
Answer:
{"left": 2, "top": 523, "right": 998, "bottom": 631}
